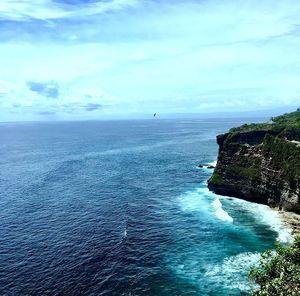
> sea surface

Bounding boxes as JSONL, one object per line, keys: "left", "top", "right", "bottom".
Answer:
{"left": 0, "top": 119, "right": 291, "bottom": 296}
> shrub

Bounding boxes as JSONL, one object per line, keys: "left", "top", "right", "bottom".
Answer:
{"left": 209, "top": 173, "right": 224, "bottom": 185}
{"left": 249, "top": 236, "right": 300, "bottom": 296}
{"left": 229, "top": 108, "right": 300, "bottom": 134}
{"left": 263, "top": 135, "right": 300, "bottom": 189}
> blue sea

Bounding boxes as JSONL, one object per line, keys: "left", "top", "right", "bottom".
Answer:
{"left": 0, "top": 119, "right": 291, "bottom": 296}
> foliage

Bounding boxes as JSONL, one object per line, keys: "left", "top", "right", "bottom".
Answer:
{"left": 263, "top": 134, "right": 300, "bottom": 190}
{"left": 229, "top": 108, "right": 300, "bottom": 134}
{"left": 209, "top": 172, "right": 224, "bottom": 185}
{"left": 249, "top": 236, "right": 300, "bottom": 296}
{"left": 223, "top": 165, "right": 260, "bottom": 179}
{"left": 229, "top": 123, "right": 272, "bottom": 133}
{"left": 271, "top": 108, "right": 300, "bottom": 126}
{"left": 213, "top": 164, "right": 260, "bottom": 179}
{"left": 225, "top": 165, "right": 260, "bottom": 179}
{"left": 224, "top": 110, "right": 300, "bottom": 190}
{"left": 209, "top": 165, "right": 260, "bottom": 187}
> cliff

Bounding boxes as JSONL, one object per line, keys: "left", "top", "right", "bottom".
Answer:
{"left": 208, "top": 109, "right": 300, "bottom": 214}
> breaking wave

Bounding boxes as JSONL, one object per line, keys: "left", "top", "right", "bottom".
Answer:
{"left": 212, "top": 198, "right": 233, "bottom": 222}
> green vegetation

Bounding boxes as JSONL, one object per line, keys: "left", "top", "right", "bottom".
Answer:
{"left": 226, "top": 110, "right": 300, "bottom": 185}
{"left": 226, "top": 165, "right": 260, "bottom": 179}
{"left": 209, "top": 165, "right": 260, "bottom": 187}
{"left": 249, "top": 236, "right": 300, "bottom": 296}
{"left": 212, "top": 110, "right": 300, "bottom": 295}
{"left": 263, "top": 134, "right": 300, "bottom": 190}
{"left": 209, "top": 172, "right": 224, "bottom": 185}
{"left": 272, "top": 108, "right": 300, "bottom": 126}
{"left": 215, "top": 109, "right": 300, "bottom": 192}
{"left": 215, "top": 164, "right": 260, "bottom": 180}
{"left": 229, "top": 123, "right": 272, "bottom": 133}
{"left": 229, "top": 108, "right": 300, "bottom": 134}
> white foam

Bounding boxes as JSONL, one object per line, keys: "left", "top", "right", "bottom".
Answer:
{"left": 198, "top": 180, "right": 292, "bottom": 242}
{"left": 122, "top": 225, "right": 128, "bottom": 239}
{"left": 254, "top": 208, "right": 292, "bottom": 243}
{"left": 221, "top": 196, "right": 293, "bottom": 243}
{"left": 205, "top": 252, "right": 261, "bottom": 292}
{"left": 179, "top": 188, "right": 211, "bottom": 213}
{"left": 199, "top": 160, "right": 217, "bottom": 172}
{"left": 253, "top": 205, "right": 293, "bottom": 243}
{"left": 179, "top": 183, "right": 293, "bottom": 241}
{"left": 212, "top": 198, "right": 233, "bottom": 223}
{"left": 167, "top": 247, "right": 260, "bottom": 293}
{"left": 207, "top": 160, "right": 217, "bottom": 167}
{"left": 206, "top": 252, "right": 261, "bottom": 276}
{"left": 179, "top": 187, "right": 233, "bottom": 223}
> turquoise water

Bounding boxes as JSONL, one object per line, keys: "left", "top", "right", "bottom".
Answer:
{"left": 0, "top": 119, "right": 289, "bottom": 295}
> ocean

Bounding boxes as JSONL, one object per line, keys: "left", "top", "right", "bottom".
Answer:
{"left": 0, "top": 119, "right": 291, "bottom": 296}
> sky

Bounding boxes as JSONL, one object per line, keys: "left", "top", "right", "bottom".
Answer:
{"left": 0, "top": 0, "right": 300, "bottom": 121}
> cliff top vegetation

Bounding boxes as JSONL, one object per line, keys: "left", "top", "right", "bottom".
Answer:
{"left": 249, "top": 236, "right": 300, "bottom": 296}
{"left": 229, "top": 108, "right": 300, "bottom": 134}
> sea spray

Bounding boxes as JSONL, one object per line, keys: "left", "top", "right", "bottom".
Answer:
{"left": 212, "top": 198, "right": 233, "bottom": 223}
{"left": 179, "top": 186, "right": 233, "bottom": 223}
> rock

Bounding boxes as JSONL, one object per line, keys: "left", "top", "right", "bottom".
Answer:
{"left": 207, "top": 165, "right": 215, "bottom": 169}
{"left": 208, "top": 109, "right": 300, "bottom": 214}
{"left": 198, "top": 165, "right": 204, "bottom": 168}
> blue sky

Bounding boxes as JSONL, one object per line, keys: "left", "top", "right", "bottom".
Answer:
{"left": 0, "top": 0, "right": 300, "bottom": 121}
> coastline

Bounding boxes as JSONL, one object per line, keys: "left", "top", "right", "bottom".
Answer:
{"left": 207, "top": 181, "right": 297, "bottom": 241}
{"left": 208, "top": 110, "right": 300, "bottom": 220}
{"left": 206, "top": 160, "right": 297, "bottom": 241}
{"left": 278, "top": 210, "right": 300, "bottom": 236}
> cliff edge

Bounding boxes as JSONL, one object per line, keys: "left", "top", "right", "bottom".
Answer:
{"left": 208, "top": 109, "right": 300, "bottom": 214}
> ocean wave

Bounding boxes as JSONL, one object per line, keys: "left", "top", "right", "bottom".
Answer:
{"left": 178, "top": 187, "right": 233, "bottom": 223}
{"left": 166, "top": 245, "right": 260, "bottom": 294}
{"left": 212, "top": 198, "right": 233, "bottom": 223}
{"left": 222, "top": 197, "right": 293, "bottom": 243}
{"left": 248, "top": 205, "right": 292, "bottom": 243}
{"left": 178, "top": 188, "right": 211, "bottom": 213}
{"left": 179, "top": 184, "right": 292, "bottom": 242}
{"left": 196, "top": 180, "right": 292, "bottom": 242}
{"left": 254, "top": 207, "right": 292, "bottom": 243}
{"left": 204, "top": 252, "right": 260, "bottom": 292}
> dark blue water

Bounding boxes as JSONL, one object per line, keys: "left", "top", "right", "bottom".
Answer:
{"left": 0, "top": 119, "right": 285, "bottom": 295}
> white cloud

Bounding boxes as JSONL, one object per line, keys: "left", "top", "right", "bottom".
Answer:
{"left": 1, "top": 0, "right": 300, "bottom": 120}
{"left": 0, "top": 0, "right": 140, "bottom": 20}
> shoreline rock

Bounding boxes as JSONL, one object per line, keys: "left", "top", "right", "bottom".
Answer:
{"left": 198, "top": 164, "right": 215, "bottom": 169}
{"left": 278, "top": 210, "right": 300, "bottom": 236}
{"left": 208, "top": 109, "right": 300, "bottom": 216}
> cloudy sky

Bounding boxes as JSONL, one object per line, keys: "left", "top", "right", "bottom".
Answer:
{"left": 0, "top": 0, "right": 300, "bottom": 121}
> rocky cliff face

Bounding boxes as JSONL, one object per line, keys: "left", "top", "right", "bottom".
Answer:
{"left": 208, "top": 110, "right": 300, "bottom": 214}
